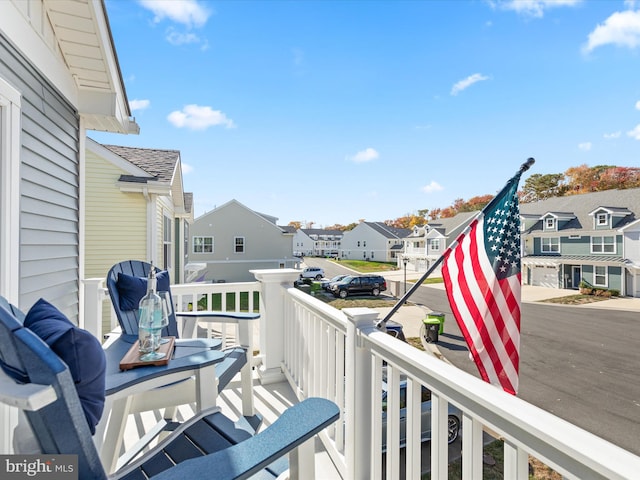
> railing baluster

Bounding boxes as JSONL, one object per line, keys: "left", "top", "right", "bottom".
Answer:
{"left": 461, "top": 413, "right": 483, "bottom": 480}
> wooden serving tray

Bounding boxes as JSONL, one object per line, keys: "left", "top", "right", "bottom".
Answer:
{"left": 119, "top": 336, "right": 176, "bottom": 371}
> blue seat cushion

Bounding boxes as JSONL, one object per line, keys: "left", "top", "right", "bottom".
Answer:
{"left": 116, "top": 270, "right": 170, "bottom": 311}
{"left": 23, "top": 298, "right": 106, "bottom": 435}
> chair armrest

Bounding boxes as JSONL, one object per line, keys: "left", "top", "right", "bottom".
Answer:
{"left": 103, "top": 336, "right": 224, "bottom": 396}
{"left": 147, "top": 397, "right": 340, "bottom": 480}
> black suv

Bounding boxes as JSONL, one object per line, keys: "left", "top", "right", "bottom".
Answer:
{"left": 330, "top": 275, "right": 387, "bottom": 299}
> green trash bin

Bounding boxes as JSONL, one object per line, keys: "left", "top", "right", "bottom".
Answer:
{"left": 422, "top": 318, "right": 440, "bottom": 343}
{"left": 427, "top": 311, "right": 445, "bottom": 334}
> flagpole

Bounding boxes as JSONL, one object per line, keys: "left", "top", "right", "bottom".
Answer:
{"left": 377, "top": 157, "right": 535, "bottom": 328}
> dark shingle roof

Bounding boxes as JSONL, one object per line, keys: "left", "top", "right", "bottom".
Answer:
{"left": 364, "top": 222, "right": 410, "bottom": 239}
{"left": 520, "top": 188, "right": 640, "bottom": 232}
{"left": 104, "top": 144, "right": 178, "bottom": 182}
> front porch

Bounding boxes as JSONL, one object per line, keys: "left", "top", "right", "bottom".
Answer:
{"left": 81, "top": 268, "right": 640, "bottom": 479}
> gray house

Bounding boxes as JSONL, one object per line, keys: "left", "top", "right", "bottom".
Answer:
{"left": 292, "top": 228, "right": 344, "bottom": 257}
{"left": 188, "top": 199, "right": 299, "bottom": 282}
{"left": 340, "top": 222, "right": 409, "bottom": 262}
{"left": 0, "top": 1, "right": 138, "bottom": 321}
{"left": 520, "top": 188, "right": 640, "bottom": 297}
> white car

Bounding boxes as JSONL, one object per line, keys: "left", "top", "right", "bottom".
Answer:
{"left": 299, "top": 267, "right": 325, "bottom": 280}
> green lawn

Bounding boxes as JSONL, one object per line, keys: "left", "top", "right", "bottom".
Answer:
{"left": 331, "top": 259, "right": 399, "bottom": 272}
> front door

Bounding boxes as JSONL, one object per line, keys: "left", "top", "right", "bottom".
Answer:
{"left": 572, "top": 266, "right": 581, "bottom": 290}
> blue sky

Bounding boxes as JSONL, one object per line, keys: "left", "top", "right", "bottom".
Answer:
{"left": 92, "top": 0, "right": 640, "bottom": 227}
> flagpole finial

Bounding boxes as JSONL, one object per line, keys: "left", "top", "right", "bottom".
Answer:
{"left": 520, "top": 157, "right": 535, "bottom": 173}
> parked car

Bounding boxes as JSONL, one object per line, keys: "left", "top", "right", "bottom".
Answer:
{"left": 299, "top": 266, "right": 325, "bottom": 280}
{"left": 382, "top": 380, "right": 461, "bottom": 451}
{"left": 321, "top": 274, "right": 348, "bottom": 291}
{"left": 330, "top": 275, "right": 387, "bottom": 298}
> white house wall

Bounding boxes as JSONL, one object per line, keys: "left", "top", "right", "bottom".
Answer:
{"left": 190, "top": 200, "right": 297, "bottom": 282}
{"left": 341, "top": 223, "right": 392, "bottom": 261}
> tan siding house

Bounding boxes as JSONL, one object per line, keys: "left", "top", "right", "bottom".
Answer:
{"left": 85, "top": 139, "right": 193, "bottom": 332}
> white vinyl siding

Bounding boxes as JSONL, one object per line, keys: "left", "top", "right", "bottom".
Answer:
{"left": 1, "top": 34, "right": 80, "bottom": 318}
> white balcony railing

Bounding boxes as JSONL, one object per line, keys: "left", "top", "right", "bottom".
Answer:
{"left": 82, "top": 269, "right": 640, "bottom": 479}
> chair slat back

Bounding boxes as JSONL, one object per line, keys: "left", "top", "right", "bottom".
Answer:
{"left": 0, "top": 305, "right": 107, "bottom": 480}
{"left": 106, "top": 260, "right": 179, "bottom": 337}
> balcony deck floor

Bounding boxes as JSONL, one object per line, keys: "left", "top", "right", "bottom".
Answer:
{"left": 117, "top": 368, "right": 342, "bottom": 479}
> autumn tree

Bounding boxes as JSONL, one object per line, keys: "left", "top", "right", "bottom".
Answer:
{"left": 520, "top": 173, "right": 566, "bottom": 203}
{"left": 288, "top": 221, "right": 302, "bottom": 230}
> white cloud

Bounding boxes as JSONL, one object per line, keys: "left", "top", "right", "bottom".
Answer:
{"left": 139, "top": 0, "right": 211, "bottom": 28}
{"left": 347, "top": 148, "right": 379, "bottom": 163}
{"left": 167, "top": 105, "right": 236, "bottom": 130}
{"left": 636, "top": 100, "right": 640, "bottom": 110}
{"left": 166, "top": 28, "right": 200, "bottom": 46}
{"left": 422, "top": 181, "right": 444, "bottom": 194}
{"left": 628, "top": 124, "right": 640, "bottom": 140}
{"left": 578, "top": 142, "right": 592, "bottom": 151}
{"left": 603, "top": 131, "right": 621, "bottom": 139}
{"left": 583, "top": 10, "right": 640, "bottom": 53}
{"left": 451, "top": 73, "right": 489, "bottom": 96}
{"left": 491, "top": 0, "right": 581, "bottom": 19}
{"left": 129, "top": 99, "right": 150, "bottom": 111}
{"left": 181, "top": 163, "right": 193, "bottom": 174}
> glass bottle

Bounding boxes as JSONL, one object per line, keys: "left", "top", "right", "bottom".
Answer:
{"left": 138, "top": 263, "right": 165, "bottom": 360}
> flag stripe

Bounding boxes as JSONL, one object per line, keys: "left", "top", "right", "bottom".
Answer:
{"left": 442, "top": 174, "right": 522, "bottom": 395}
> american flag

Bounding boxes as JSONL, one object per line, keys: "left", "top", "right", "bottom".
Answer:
{"left": 441, "top": 172, "right": 523, "bottom": 395}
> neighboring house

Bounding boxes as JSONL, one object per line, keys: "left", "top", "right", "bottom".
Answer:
{"left": 0, "top": 1, "right": 138, "bottom": 320}
{"left": 1, "top": 0, "right": 137, "bottom": 453}
{"left": 340, "top": 222, "right": 409, "bottom": 262}
{"left": 188, "top": 199, "right": 299, "bottom": 282}
{"left": 401, "top": 212, "right": 478, "bottom": 273}
{"left": 85, "top": 140, "right": 194, "bottom": 332}
{"left": 293, "top": 228, "right": 344, "bottom": 257}
{"left": 520, "top": 188, "right": 640, "bottom": 297}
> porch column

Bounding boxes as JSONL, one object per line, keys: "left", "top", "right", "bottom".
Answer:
{"left": 250, "top": 269, "right": 301, "bottom": 384}
{"left": 343, "top": 307, "right": 378, "bottom": 480}
{"left": 82, "top": 278, "right": 106, "bottom": 341}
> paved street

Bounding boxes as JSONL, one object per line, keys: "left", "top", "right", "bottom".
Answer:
{"left": 303, "top": 257, "right": 640, "bottom": 457}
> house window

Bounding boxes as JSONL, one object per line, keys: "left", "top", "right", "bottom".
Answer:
{"left": 163, "top": 215, "right": 172, "bottom": 270}
{"left": 541, "top": 237, "right": 559, "bottom": 253}
{"left": 596, "top": 213, "right": 608, "bottom": 226}
{"left": 193, "top": 236, "right": 213, "bottom": 253}
{"left": 357, "top": 241, "right": 360, "bottom": 247}
{"left": 594, "top": 266, "right": 607, "bottom": 287}
{"left": 544, "top": 218, "right": 556, "bottom": 230}
{"left": 0, "top": 78, "right": 21, "bottom": 300}
{"left": 234, "top": 236, "right": 245, "bottom": 253}
{"left": 363, "top": 241, "right": 367, "bottom": 247}
{"left": 430, "top": 239, "right": 440, "bottom": 251}
{"left": 591, "top": 236, "right": 615, "bottom": 254}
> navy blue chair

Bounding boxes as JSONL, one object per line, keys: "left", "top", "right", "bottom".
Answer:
{"left": 0, "top": 303, "right": 340, "bottom": 479}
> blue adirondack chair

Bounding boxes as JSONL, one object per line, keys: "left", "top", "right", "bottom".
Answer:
{"left": 0, "top": 302, "right": 340, "bottom": 479}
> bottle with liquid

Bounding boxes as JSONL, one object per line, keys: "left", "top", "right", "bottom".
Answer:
{"left": 138, "top": 263, "right": 164, "bottom": 360}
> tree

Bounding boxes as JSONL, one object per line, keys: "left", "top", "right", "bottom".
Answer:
{"left": 288, "top": 221, "right": 302, "bottom": 230}
{"left": 520, "top": 173, "right": 565, "bottom": 202}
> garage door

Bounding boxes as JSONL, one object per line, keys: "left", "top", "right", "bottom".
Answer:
{"left": 531, "top": 265, "right": 558, "bottom": 288}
